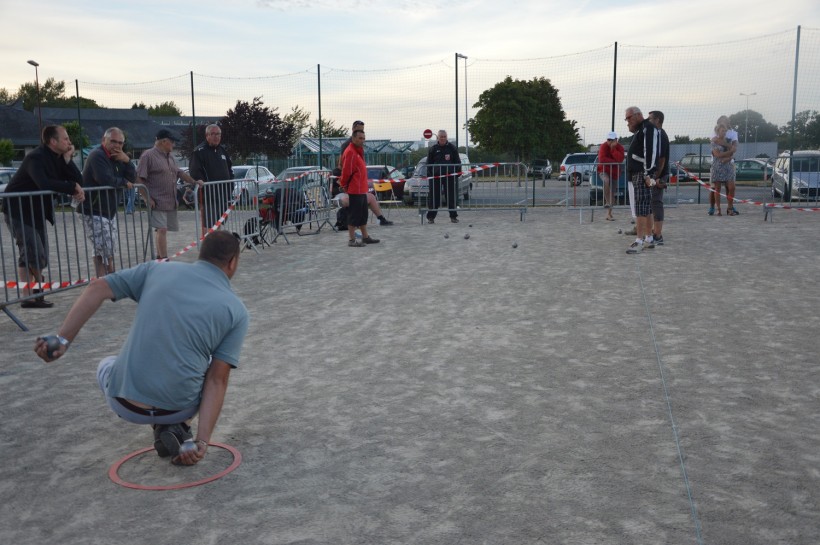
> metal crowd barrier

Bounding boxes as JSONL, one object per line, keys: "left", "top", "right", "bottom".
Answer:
{"left": 417, "top": 162, "right": 529, "bottom": 222}
{"left": 266, "top": 171, "right": 333, "bottom": 245}
{"left": 564, "top": 161, "right": 679, "bottom": 222}
{"left": 1, "top": 184, "right": 154, "bottom": 330}
{"left": 192, "top": 179, "right": 262, "bottom": 252}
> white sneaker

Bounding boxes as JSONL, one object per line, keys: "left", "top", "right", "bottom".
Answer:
{"left": 626, "top": 240, "right": 643, "bottom": 254}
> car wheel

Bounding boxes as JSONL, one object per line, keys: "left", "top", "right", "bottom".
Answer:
{"left": 570, "top": 173, "right": 582, "bottom": 186}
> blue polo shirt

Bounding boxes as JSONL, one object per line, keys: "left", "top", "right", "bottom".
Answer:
{"left": 103, "top": 260, "right": 249, "bottom": 410}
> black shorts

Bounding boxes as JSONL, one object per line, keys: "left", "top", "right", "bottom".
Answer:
{"left": 347, "top": 194, "right": 368, "bottom": 227}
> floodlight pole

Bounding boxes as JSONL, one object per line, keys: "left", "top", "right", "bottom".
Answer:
{"left": 27, "top": 60, "right": 42, "bottom": 137}
{"left": 739, "top": 92, "right": 756, "bottom": 143}
{"left": 456, "top": 53, "right": 468, "bottom": 152}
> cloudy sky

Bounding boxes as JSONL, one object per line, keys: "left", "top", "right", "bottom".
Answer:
{"left": 1, "top": 0, "right": 818, "bottom": 144}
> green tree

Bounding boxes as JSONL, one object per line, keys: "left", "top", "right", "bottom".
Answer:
{"left": 63, "top": 120, "right": 90, "bottom": 150}
{"left": 220, "top": 97, "right": 296, "bottom": 162}
{"left": 0, "top": 88, "right": 14, "bottom": 104}
{"left": 131, "top": 101, "right": 183, "bottom": 116}
{"left": 308, "top": 118, "right": 347, "bottom": 138}
{"left": 728, "top": 110, "right": 778, "bottom": 143}
{"left": 0, "top": 139, "right": 14, "bottom": 166}
{"left": 16, "top": 77, "right": 102, "bottom": 110}
{"left": 283, "top": 105, "right": 311, "bottom": 148}
{"left": 467, "top": 76, "right": 579, "bottom": 162}
{"left": 778, "top": 109, "right": 820, "bottom": 150}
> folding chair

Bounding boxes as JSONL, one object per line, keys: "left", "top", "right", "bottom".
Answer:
{"left": 372, "top": 181, "right": 403, "bottom": 220}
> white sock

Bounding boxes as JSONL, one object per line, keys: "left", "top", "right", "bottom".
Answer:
{"left": 635, "top": 238, "right": 643, "bottom": 245}
{"left": 645, "top": 235, "right": 654, "bottom": 243}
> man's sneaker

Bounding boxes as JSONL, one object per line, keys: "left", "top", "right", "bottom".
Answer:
{"left": 362, "top": 236, "right": 380, "bottom": 244}
{"left": 626, "top": 241, "right": 643, "bottom": 254}
{"left": 155, "top": 423, "right": 192, "bottom": 458}
{"left": 427, "top": 218, "right": 435, "bottom": 224}
{"left": 348, "top": 239, "right": 363, "bottom": 247}
{"left": 450, "top": 217, "right": 459, "bottom": 223}
{"left": 379, "top": 218, "right": 394, "bottom": 226}
{"left": 624, "top": 227, "right": 637, "bottom": 236}
{"left": 654, "top": 235, "right": 664, "bottom": 245}
{"left": 644, "top": 238, "right": 655, "bottom": 249}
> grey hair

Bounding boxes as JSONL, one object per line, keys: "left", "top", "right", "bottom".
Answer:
{"left": 103, "top": 127, "right": 123, "bottom": 139}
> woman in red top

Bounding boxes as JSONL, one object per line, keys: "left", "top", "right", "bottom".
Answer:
{"left": 597, "top": 131, "right": 625, "bottom": 221}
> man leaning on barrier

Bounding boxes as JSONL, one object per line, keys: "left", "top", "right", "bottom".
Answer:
{"left": 3, "top": 125, "right": 85, "bottom": 308}
{"left": 34, "top": 231, "right": 249, "bottom": 466}
{"left": 81, "top": 127, "right": 136, "bottom": 277}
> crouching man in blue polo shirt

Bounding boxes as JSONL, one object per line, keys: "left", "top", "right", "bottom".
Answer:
{"left": 34, "top": 231, "right": 249, "bottom": 466}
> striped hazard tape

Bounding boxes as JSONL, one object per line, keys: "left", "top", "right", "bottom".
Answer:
{"left": 678, "top": 165, "right": 820, "bottom": 212}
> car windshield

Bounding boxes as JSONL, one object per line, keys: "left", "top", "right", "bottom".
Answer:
{"left": 792, "top": 158, "right": 820, "bottom": 172}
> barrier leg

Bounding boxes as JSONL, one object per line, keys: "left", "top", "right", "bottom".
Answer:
{"left": 2, "top": 306, "right": 29, "bottom": 331}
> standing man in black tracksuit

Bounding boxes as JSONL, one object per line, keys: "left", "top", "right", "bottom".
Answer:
{"left": 189, "top": 124, "right": 233, "bottom": 237}
{"left": 624, "top": 107, "right": 659, "bottom": 254}
{"left": 425, "top": 130, "right": 461, "bottom": 224}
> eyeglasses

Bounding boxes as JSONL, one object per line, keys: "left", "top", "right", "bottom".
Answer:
{"left": 109, "top": 139, "right": 125, "bottom": 145}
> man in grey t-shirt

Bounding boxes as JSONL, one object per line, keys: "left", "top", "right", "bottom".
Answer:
{"left": 35, "top": 231, "right": 249, "bottom": 466}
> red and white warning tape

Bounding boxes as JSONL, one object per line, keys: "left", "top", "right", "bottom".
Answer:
{"left": 679, "top": 165, "right": 820, "bottom": 212}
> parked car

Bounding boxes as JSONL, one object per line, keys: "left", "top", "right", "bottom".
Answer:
{"left": 528, "top": 159, "right": 552, "bottom": 179}
{"left": 366, "top": 165, "right": 407, "bottom": 199}
{"left": 558, "top": 153, "right": 597, "bottom": 186}
{"left": 589, "top": 164, "right": 628, "bottom": 205}
{"left": 770, "top": 150, "right": 820, "bottom": 201}
{"left": 232, "top": 165, "right": 277, "bottom": 204}
{"left": 669, "top": 163, "right": 693, "bottom": 184}
{"left": 0, "top": 167, "right": 16, "bottom": 192}
{"left": 734, "top": 158, "right": 771, "bottom": 182}
{"left": 403, "top": 153, "right": 472, "bottom": 205}
{"left": 677, "top": 154, "right": 713, "bottom": 181}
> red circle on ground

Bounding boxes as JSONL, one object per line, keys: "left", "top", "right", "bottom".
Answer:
{"left": 108, "top": 442, "right": 242, "bottom": 491}
{"left": 423, "top": 129, "right": 433, "bottom": 139}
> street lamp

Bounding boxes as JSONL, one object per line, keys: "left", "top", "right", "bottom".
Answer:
{"left": 581, "top": 126, "right": 586, "bottom": 148}
{"left": 27, "top": 59, "right": 42, "bottom": 137}
{"left": 455, "top": 53, "right": 467, "bottom": 150}
{"left": 457, "top": 53, "right": 468, "bottom": 152}
{"left": 739, "top": 92, "right": 756, "bottom": 143}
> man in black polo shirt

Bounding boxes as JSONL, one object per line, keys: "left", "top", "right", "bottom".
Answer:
{"left": 425, "top": 130, "right": 461, "bottom": 224}
{"left": 4, "top": 125, "right": 85, "bottom": 307}
{"left": 189, "top": 124, "right": 233, "bottom": 237}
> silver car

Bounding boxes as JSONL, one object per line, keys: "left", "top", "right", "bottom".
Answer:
{"left": 770, "top": 150, "right": 820, "bottom": 201}
{"left": 403, "top": 153, "right": 472, "bottom": 205}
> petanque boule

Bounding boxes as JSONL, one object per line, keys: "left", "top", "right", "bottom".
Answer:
{"left": 464, "top": 233, "right": 470, "bottom": 240}
{"left": 40, "top": 335, "right": 63, "bottom": 359}
{"left": 179, "top": 439, "right": 198, "bottom": 455}
{"left": 618, "top": 229, "right": 623, "bottom": 234}
{"left": 444, "top": 233, "right": 449, "bottom": 239}
{"left": 512, "top": 242, "right": 518, "bottom": 248}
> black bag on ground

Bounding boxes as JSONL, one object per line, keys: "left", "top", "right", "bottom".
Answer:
{"left": 335, "top": 206, "right": 348, "bottom": 230}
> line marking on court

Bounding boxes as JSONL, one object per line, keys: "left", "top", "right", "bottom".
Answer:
{"left": 635, "top": 259, "right": 705, "bottom": 545}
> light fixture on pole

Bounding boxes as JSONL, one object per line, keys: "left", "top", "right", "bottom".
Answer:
{"left": 581, "top": 126, "right": 586, "bottom": 147}
{"left": 739, "top": 92, "right": 756, "bottom": 143}
{"left": 456, "top": 53, "right": 468, "bottom": 151}
{"left": 27, "top": 59, "right": 42, "bottom": 137}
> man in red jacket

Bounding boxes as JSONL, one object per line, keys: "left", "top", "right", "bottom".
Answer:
{"left": 597, "top": 131, "right": 625, "bottom": 221}
{"left": 340, "top": 130, "right": 379, "bottom": 247}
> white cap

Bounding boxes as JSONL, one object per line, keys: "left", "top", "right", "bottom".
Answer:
{"left": 607, "top": 131, "right": 618, "bottom": 140}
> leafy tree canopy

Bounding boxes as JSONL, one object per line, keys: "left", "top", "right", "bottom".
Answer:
{"left": 63, "top": 120, "right": 90, "bottom": 150}
{"left": 308, "top": 118, "right": 347, "bottom": 138}
{"left": 10, "top": 78, "right": 102, "bottom": 110}
{"left": 220, "top": 96, "right": 295, "bottom": 162}
{"left": 131, "top": 100, "right": 183, "bottom": 116}
{"left": 0, "top": 139, "right": 14, "bottom": 166}
{"left": 467, "top": 76, "right": 580, "bottom": 162}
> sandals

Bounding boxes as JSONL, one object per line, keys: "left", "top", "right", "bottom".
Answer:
{"left": 605, "top": 217, "right": 615, "bottom": 221}
{"left": 726, "top": 208, "right": 738, "bottom": 216}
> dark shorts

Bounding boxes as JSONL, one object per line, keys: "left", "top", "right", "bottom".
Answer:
{"left": 4, "top": 214, "right": 48, "bottom": 271}
{"left": 347, "top": 194, "right": 368, "bottom": 227}
{"left": 651, "top": 178, "right": 666, "bottom": 222}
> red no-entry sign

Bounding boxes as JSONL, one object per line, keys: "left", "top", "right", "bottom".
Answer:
{"left": 423, "top": 129, "right": 433, "bottom": 139}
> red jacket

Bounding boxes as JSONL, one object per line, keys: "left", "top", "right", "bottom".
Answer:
{"left": 340, "top": 143, "right": 367, "bottom": 195}
{"left": 597, "top": 141, "right": 625, "bottom": 180}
